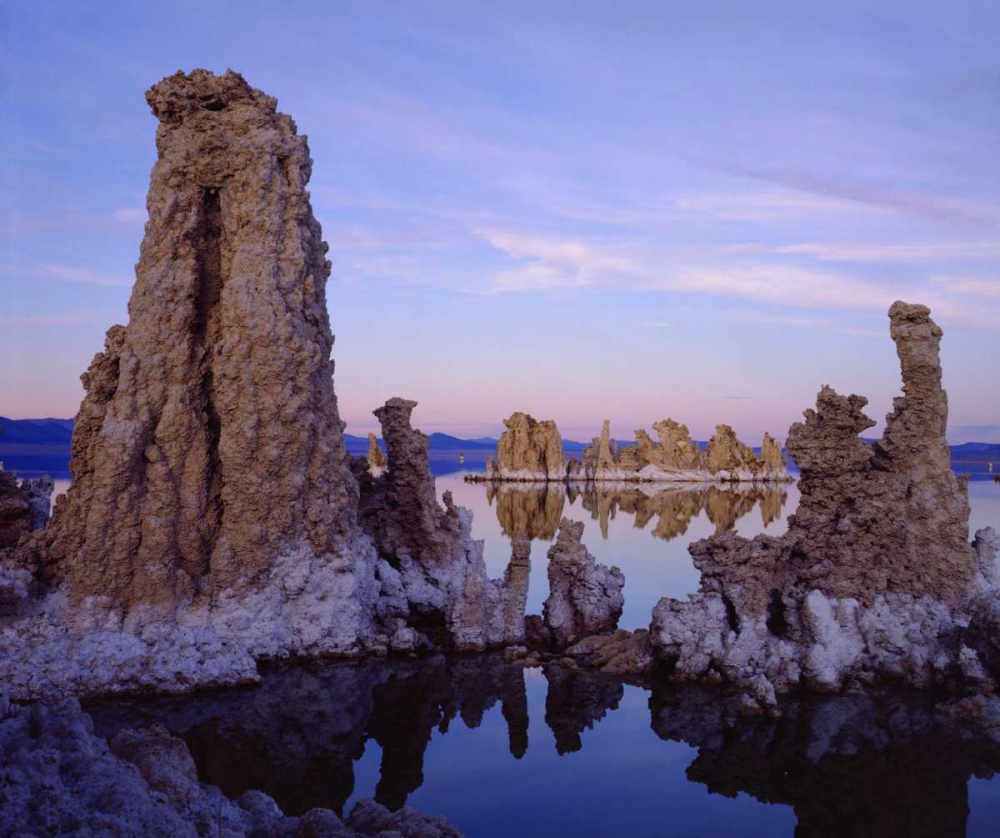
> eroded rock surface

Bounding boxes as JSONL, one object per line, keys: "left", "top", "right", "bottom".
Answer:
{"left": 581, "top": 419, "right": 789, "bottom": 483}
{"left": 19, "top": 475, "right": 54, "bottom": 531}
{"left": 476, "top": 413, "right": 788, "bottom": 484}
{"left": 0, "top": 70, "right": 381, "bottom": 699}
{"left": 651, "top": 302, "right": 993, "bottom": 694}
{"left": 483, "top": 412, "right": 566, "bottom": 481}
{"left": 543, "top": 519, "right": 624, "bottom": 649}
{"left": 362, "top": 398, "right": 529, "bottom": 652}
{"left": 0, "top": 471, "right": 31, "bottom": 549}
{"left": 37, "top": 70, "right": 362, "bottom": 609}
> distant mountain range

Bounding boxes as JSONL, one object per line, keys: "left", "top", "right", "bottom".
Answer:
{"left": 0, "top": 417, "right": 74, "bottom": 445}
{"left": 3, "top": 417, "right": 999, "bottom": 476}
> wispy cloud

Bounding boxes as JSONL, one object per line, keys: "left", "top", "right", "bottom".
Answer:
{"left": 672, "top": 189, "right": 872, "bottom": 224}
{"left": 687, "top": 158, "right": 1000, "bottom": 227}
{"left": 931, "top": 277, "right": 1000, "bottom": 297}
{"left": 38, "top": 264, "right": 132, "bottom": 287}
{"left": 775, "top": 241, "right": 1000, "bottom": 262}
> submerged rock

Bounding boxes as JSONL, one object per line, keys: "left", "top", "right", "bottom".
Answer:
{"left": 651, "top": 301, "right": 993, "bottom": 693}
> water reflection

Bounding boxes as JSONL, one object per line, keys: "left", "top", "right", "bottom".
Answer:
{"left": 486, "top": 481, "right": 787, "bottom": 542}
{"left": 88, "top": 657, "right": 1000, "bottom": 837}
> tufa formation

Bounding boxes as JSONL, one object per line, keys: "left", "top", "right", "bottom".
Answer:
{"left": 35, "top": 69, "right": 363, "bottom": 613}
{"left": 473, "top": 413, "right": 789, "bottom": 483}
{"left": 650, "top": 302, "right": 993, "bottom": 693}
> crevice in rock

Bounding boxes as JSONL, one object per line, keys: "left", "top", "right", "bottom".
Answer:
{"left": 723, "top": 594, "right": 740, "bottom": 635}
{"left": 193, "top": 186, "right": 224, "bottom": 573}
{"left": 766, "top": 589, "right": 788, "bottom": 638}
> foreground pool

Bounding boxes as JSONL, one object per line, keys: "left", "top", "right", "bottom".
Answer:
{"left": 88, "top": 655, "right": 1000, "bottom": 838}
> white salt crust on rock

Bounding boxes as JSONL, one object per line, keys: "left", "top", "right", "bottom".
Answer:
{"left": 649, "top": 302, "right": 998, "bottom": 696}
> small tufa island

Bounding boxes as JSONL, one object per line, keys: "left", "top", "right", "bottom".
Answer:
{"left": 0, "top": 68, "right": 999, "bottom": 835}
{"left": 468, "top": 413, "right": 789, "bottom": 484}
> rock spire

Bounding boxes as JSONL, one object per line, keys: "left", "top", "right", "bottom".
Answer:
{"left": 36, "top": 70, "right": 360, "bottom": 612}
{"left": 651, "top": 301, "right": 984, "bottom": 692}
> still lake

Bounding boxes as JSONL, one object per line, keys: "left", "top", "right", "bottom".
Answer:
{"left": 432, "top": 451, "right": 1000, "bottom": 631}
{"left": 83, "top": 454, "right": 1000, "bottom": 837}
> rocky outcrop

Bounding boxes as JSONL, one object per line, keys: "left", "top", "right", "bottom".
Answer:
{"left": 0, "top": 696, "right": 463, "bottom": 836}
{"left": 0, "top": 472, "right": 53, "bottom": 550}
{"left": 0, "top": 70, "right": 383, "bottom": 699}
{"left": 582, "top": 419, "right": 789, "bottom": 483}
{"left": 705, "top": 424, "right": 756, "bottom": 474}
{"left": 362, "top": 398, "right": 529, "bottom": 652}
{"left": 36, "top": 70, "right": 363, "bottom": 610}
{"left": 541, "top": 519, "right": 624, "bottom": 649}
{"left": 0, "top": 471, "right": 31, "bottom": 549}
{"left": 481, "top": 412, "right": 566, "bottom": 481}
{"left": 367, "top": 433, "right": 387, "bottom": 476}
{"left": 472, "top": 412, "right": 788, "bottom": 484}
{"left": 652, "top": 418, "right": 707, "bottom": 470}
{"left": 650, "top": 302, "right": 994, "bottom": 694}
{"left": 19, "top": 475, "right": 54, "bottom": 531}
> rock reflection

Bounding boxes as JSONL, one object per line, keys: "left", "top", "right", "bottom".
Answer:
{"left": 543, "top": 666, "right": 623, "bottom": 755}
{"left": 488, "top": 481, "right": 787, "bottom": 541}
{"left": 88, "top": 655, "right": 530, "bottom": 817}
{"left": 487, "top": 482, "right": 565, "bottom": 539}
{"left": 87, "top": 659, "right": 1000, "bottom": 837}
{"left": 650, "top": 687, "right": 1000, "bottom": 838}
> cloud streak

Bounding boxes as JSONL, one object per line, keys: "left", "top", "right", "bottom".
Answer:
{"left": 38, "top": 264, "right": 132, "bottom": 288}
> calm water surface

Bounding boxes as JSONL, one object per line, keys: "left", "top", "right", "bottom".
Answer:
{"left": 436, "top": 458, "right": 1000, "bottom": 631}
{"left": 49, "top": 455, "right": 1000, "bottom": 837}
{"left": 89, "top": 655, "right": 1000, "bottom": 838}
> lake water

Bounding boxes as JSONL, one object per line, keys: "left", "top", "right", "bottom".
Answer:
{"left": 435, "top": 454, "right": 1000, "bottom": 631}
{"left": 88, "top": 655, "right": 1000, "bottom": 837}
{"left": 47, "top": 455, "right": 1000, "bottom": 836}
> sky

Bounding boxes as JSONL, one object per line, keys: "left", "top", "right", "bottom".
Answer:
{"left": 2, "top": 0, "right": 1000, "bottom": 443}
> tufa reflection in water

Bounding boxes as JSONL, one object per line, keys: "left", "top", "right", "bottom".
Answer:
{"left": 87, "top": 656, "right": 1000, "bottom": 837}
{"left": 487, "top": 482, "right": 787, "bottom": 541}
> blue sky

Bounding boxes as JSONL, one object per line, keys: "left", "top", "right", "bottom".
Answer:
{"left": 2, "top": 0, "right": 999, "bottom": 442}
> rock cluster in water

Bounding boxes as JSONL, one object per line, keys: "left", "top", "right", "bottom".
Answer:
{"left": 475, "top": 413, "right": 789, "bottom": 483}
{"left": 649, "top": 302, "right": 999, "bottom": 696}
{"left": 485, "top": 411, "right": 566, "bottom": 481}
{"left": 539, "top": 519, "right": 625, "bottom": 649}
{"left": 0, "top": 68, "right": 996, "bottom": 739}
